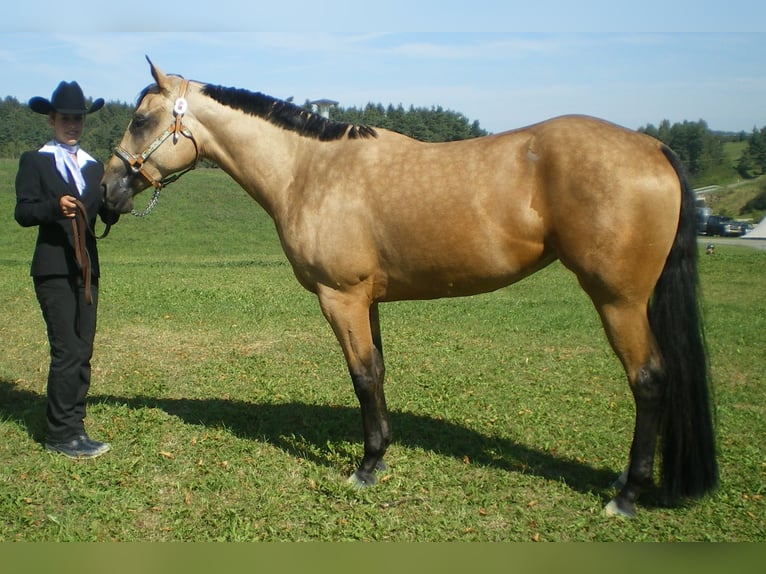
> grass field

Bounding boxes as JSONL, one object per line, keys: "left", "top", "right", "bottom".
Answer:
{"left": 0, "top": 160, "right": 764, "bottom": 541}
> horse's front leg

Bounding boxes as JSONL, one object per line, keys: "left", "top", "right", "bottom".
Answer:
{"left": 318, "top": 290, "right": 391, "bottom": 486}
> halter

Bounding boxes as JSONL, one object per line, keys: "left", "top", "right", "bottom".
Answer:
{"left": 114, "top": 78, "right": 200, "bottom": 216}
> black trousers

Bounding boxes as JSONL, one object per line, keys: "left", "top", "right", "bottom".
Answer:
{"left": 34, "top": 275, "right": 98, "bottom": 442}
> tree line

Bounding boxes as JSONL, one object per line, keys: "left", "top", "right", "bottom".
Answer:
{"left": 1, "top": 95, "right": 764, "bottom": 185}
{"left": 734, "top": 125, "right": 766, "bottom": 179}
{"left": 638, "top": 119, "right": 765, "bottom": 183}
{"left": 323, "top": 101, "right": 488, "bottom": 142}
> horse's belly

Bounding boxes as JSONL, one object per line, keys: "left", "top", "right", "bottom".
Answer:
{"left": 376, "top": 240, "right": 554, "bottom": 301}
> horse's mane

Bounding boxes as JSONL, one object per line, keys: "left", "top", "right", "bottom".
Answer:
{"left": 201, "top": 83, "right": 377, "bottom": 141}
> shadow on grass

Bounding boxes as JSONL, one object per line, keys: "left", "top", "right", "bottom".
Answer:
{"left": 0, "top": 378, "right": 635, "bottom": 504}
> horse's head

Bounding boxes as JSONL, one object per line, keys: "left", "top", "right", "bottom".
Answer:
{"left": 102, "top": 58, "right": 200, "bottom": 213}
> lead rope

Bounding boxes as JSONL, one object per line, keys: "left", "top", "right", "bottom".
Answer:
{"left": 71, "top": 199, "right": 93, "bottom": 305}
{"left": 71, "top": 198, "right": 114, "bottom": 305}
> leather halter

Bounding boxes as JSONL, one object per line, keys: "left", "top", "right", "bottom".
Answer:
{"left": 114, "top": 78, "right": 200, "bottom": 192}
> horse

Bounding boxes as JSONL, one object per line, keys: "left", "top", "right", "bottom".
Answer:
{"left": 101, "top": 58, "right": 718, "bottom": 518}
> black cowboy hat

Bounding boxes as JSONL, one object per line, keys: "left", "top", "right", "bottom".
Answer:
{"left": 29, "top": 81, "right": 104, "bottom": 115}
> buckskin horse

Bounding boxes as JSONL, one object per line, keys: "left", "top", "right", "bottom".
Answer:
{"left": 101, "top": 59, "right": 717, "bottom": 518}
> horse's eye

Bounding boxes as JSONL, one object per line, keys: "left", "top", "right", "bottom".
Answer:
{"left": 130, "top": 114, "right": 148, "bottom": 131}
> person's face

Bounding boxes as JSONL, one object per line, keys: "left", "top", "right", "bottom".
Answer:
{"left": 49, "top": 112, "right": 85, "bottom": 146}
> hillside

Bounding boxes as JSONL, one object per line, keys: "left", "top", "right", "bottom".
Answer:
{"left": 699, "top": 175, "right": 766, "bottom": 224}
{"left": 697, "top": 140, "right": 766, "bottom": 223}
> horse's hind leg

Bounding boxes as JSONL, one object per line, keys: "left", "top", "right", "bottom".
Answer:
{"left": 317, "top": 288, "right": 391, "bottom": 485}
{"left": 594, "top": 301, "right": 665, "bottom": 518}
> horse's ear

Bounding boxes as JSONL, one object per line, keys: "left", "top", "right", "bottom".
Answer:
{"left": 146, "top": 55, "right": 170, "bottom": 92}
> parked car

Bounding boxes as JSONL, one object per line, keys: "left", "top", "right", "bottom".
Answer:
{"left": 696, "top": 207, "right": 713, "bottom": 234}
{"left": 702, "top": 215, "right": 748, "bottom": 237}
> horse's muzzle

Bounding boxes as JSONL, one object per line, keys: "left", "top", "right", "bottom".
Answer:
{"left": 101, "top": 176, "right": 136, "bottom": 214}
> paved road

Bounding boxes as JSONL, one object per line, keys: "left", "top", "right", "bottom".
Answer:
{"left": 698, "top": 237, "right": 766, "bottom": 252}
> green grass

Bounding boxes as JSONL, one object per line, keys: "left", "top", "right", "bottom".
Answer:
{"left": 1, "top": 160, "right": 764, "bottom": 541}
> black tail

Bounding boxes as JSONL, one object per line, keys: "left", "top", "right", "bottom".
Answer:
{"left": 649, "top": 145, "right": 718, "bottom": 503}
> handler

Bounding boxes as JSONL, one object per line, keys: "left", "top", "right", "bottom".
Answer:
{"left": 15, "top": 80, "right": 120, "bottom": 459}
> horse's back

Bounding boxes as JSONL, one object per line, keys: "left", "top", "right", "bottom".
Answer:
{"left": 393, "top": 115, "right": 678, "bottom": 280}
{"left": 295, "top": 115, "right": 682, "bottom": 303}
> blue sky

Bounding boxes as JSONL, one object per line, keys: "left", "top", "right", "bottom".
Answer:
{"left": 1, "top": 2, "right": 765, "bottom": 134}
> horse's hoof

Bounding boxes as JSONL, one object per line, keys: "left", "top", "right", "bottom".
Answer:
{"left": 346, "top": 470, "right": 376, "bottom": 488}
{"left": 604, "top": 498, "right": 636, "bottom": 519}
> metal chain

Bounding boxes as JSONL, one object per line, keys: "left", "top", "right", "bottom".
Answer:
{"left": 130, "top": 188, "right": 161, "bottom": 217}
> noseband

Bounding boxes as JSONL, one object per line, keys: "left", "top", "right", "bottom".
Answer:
{"left": 114, "top": 78, "right": 200, "bottom": 216}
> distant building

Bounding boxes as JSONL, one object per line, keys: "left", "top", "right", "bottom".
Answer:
{"left": 310, "top": 99, "right": 339, "bottom": 119}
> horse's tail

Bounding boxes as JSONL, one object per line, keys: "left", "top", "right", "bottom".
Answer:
{"left": 649, "top": 145, "right": 718, "bottom": 503}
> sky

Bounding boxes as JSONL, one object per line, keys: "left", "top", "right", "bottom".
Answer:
{"left": 1, "top": 2, "right": 765, "bottom": 135}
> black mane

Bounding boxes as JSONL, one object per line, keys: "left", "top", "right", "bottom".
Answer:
{"left": 201, "top": 84, "right": 377, "bottom": 141}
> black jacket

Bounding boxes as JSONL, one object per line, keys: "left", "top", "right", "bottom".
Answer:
{"left": 15, "top": 148, "right": 118, "bottom": 278}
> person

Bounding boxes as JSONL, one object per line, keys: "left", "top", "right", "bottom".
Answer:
{"left": 14, "top": 80, "right": 120, "bottom": 459}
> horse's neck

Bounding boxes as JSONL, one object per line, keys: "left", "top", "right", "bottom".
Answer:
{"left": 197, "top": 107, "right": 306, "bottom": 218}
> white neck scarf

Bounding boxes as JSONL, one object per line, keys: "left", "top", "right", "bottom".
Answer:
{"left": 41, "top": 140, "right": 95, "bottom": 195}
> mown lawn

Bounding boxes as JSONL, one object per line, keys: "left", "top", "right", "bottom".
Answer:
{"left": 0, "top": 161, "right": 764, "bottom": 541}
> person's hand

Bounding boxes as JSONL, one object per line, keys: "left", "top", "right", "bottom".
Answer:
{"left": 59, "top": 195, "right": 77, "bottom": 219}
